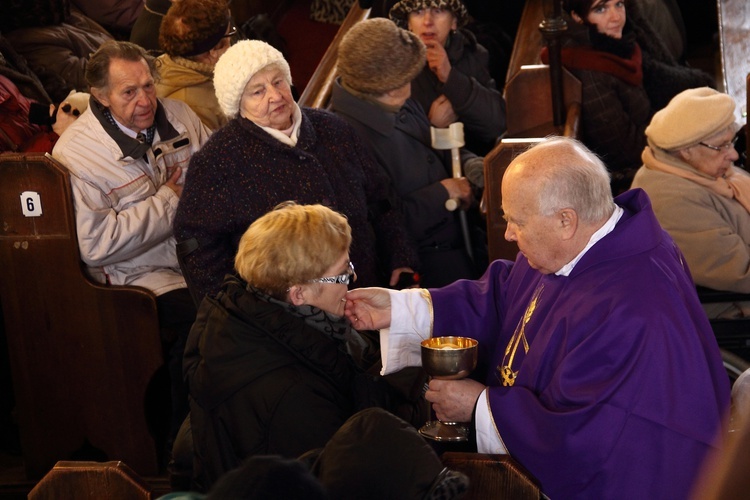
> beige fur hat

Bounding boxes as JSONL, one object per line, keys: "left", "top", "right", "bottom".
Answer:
{"left": 337, "top": 18, "right": 426, "bottom": 96}
{"left": 389, "top": 0, "right": 469, "bottom": 29}
{"left": 213, "top": 39, "right": 292, "bottom": 118}
{"left": 645, "top": 87, "right": 737, "bottom": 150}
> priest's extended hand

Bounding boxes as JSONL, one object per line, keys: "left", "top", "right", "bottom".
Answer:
{"left": 345, "top": 287, "right": 392, "bottom": 330}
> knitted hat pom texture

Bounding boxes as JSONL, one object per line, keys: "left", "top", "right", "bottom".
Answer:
{"left": 213, "top": 39, "right": 292, "bottom": 118}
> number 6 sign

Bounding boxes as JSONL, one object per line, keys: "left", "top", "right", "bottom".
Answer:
{"left": 20, "top": 191, "right": 43, "bottom": 217}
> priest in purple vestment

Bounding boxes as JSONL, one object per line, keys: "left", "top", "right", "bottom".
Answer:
{"left": 345, "top": 136, "right": 730, "bottom": 499}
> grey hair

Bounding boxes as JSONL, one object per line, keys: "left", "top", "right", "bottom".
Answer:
{"left": 534, "top": 137, "right": 615, "bottom": 223}
{"left": 85, "top": 40, "right": 158, "bottom": 92}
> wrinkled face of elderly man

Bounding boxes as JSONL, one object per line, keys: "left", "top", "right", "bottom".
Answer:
{"left": 502, "top": 166, "right": 571, "bottom": 275}
{"left": 91, "top": 57, "right": 158, "bottom": 134}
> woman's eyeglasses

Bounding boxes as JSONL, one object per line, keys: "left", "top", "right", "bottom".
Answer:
{"left": 223, "top": 26, "right": 237, "bottom": 38}
{"left": 699, "top": 136, "right": 738, "bottom": 152}
{"left": 309, "top": 262, "right": 355, "bottom": 285}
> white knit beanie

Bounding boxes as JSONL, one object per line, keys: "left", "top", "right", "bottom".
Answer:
{"left": 645, "top": 87, "right": 736, "bottom": 150}
{"left": 213, "top": 40, "right": 292, "bottom": 118}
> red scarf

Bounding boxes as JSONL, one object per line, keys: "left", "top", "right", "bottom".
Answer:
{"left": 541, "top": 43, "right": 643, "bottom": 86}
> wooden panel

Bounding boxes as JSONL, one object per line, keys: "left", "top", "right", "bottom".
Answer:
{"left": 297, "top": 3, "right": 371, "bottom": 109}
{"left": 504, "top": 65, "right": 581, "bottom": 138}
{"left": 717, "top": 0, "right": 750, "bottom": 124}
{"left": 0, "top": 153, "right": 163, "bottom": 479}
{"left": 442, "top": 452, "right": 541, "bottom": 500}
{"left": 505, "top": 0, "right": 546, "bottom": 85}
{"left": 28, "top": 461, "right": 153, "bottom": 500}
{"left": 483, "top": 139, "right": 546, "bottom": 263}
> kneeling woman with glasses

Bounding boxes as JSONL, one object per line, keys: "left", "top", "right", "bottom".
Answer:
{"left": 183, "top": 202, "right": 427, "bottom": 492}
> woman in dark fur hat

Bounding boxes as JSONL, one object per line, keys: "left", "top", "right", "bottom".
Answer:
{"left": 389, "top": 0, "right": 505, "bottom": 156}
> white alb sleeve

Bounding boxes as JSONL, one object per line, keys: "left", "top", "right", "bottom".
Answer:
{"left": 379, "top": 288, "right": 433, "bottom": 376}
{"left": 475, "top": 389, "right": 508, "bottom": 454}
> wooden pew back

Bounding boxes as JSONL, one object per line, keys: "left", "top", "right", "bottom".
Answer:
{"left": 442, "top": 452, "right": 541, "bottom": 500}
{"left": 28, "top": 461, "right": 154, "bottom": 500}
{"left": 297, "top": 3, "right": 371, "bottom": 109}
{"left": 0, "top": 152, "right": 163, "bottom": 479}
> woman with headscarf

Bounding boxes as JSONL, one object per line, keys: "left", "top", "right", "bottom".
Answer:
{"left": 184, "top": 203, "right": 427, "bottom": 491}
{"left": 389, "top": 0, "right": 505, "bottom": 156}
{"left": 174, "top": 39, "right": 418, "bottom": 304}
{"left": 156, "top": 0, "right": 234, "bottom": 131}
{"left": 631, "top": 87, "right": 748, "bottom": 318}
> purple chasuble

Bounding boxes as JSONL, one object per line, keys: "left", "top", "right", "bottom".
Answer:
{"left": 429, "top": 189, "right": 730, "bottom": 499}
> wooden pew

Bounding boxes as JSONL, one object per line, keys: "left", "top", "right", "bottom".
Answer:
{"left": 297, "top": 3, "right": 371, "bottom": 109}
{"left": 483, "top": 0, "right": 583, "bottom": 263}
{"left": 442, "top": 452, "right": 541, "bottom": 500}
{"left": 0, "top": 152, "right": 164, "bottom": 479}
{"left": 27, "top": 461, "right": 154, "bottom": 500}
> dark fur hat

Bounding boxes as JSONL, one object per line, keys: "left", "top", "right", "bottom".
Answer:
{"left": 389, "top": 0, "right": 470, "bottom": 29}
{"left": 337, "top": 18, "right": 426, "bottom": 95}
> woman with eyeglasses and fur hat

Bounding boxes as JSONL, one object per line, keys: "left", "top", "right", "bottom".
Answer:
{"left": 631, "top": 87, "right": 750, "bottom": 319}
{"left": 174, "top": 39, "right": 419, "bottom": 304}
{"left": 183, "top": 203, "right": 428, "bottom": 492}
{"left": 389, "top": 0, "right": 505, "bottom": 156}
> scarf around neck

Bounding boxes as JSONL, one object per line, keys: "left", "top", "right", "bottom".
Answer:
{"left": 247, "top": 284, "right": 371, "bottom": 364}
{"left": 642, "top": 145, "right": 750, "bottom": 213}
{"left": 542, "top": 25, "right": 643, "bottom": 86}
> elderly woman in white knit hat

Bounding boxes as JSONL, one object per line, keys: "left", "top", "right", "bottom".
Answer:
{"left": 388, "top": 0, "right": 505, "bottom": 156}
{"left": 630, "top": 87, "right": 749, "bottom": 318}
{"left": 330, "top": 17, "right": 487, "bottom": 288}
{"left": 174, "top": 39, "right": 419, "bottom": 305}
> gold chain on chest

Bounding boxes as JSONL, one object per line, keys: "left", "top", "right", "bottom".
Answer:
{"left": 498, "top": 284, "right": 544, "bottom": 387}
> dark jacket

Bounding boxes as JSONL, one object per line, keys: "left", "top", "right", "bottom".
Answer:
{"left": 184, "top": 276, "right": 427, "bottom": 491}
{"left": 545, "top": 19, "right": 652, "bottom": 193}
{"left": 330, "top": 82, "right": 479, "bottom": 287}
{"left": 174, "top": 107, "right": 419, "bottom": 301}
{"left": 627, "top": 3, "right": 715, "bottom": 112}
{"left": 410, "top": 29, "right": 506, "bottom": 156}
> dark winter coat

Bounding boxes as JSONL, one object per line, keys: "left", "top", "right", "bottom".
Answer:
{"left": 173, "top": 107, "right": 419, "bottom": 302}
{"left": 410, "top": 28, "right": 506, "bottom": 156}
{"left": 330, "top": 81, "right": 479, "bottom": 287}
{"left": 184, "top": 276, "right": 427, "bottom": 491}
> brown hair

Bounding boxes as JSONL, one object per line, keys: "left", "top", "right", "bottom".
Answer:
{"left": 234, "top": 202, "right": 352, "bottom": 299}
{"left": 86, "top": 40, "right": 158, "bottom": 92}
{"left": 159, "top": 0, "right": 231, "bottom": 58}
{"left": 563, "top": 0, "right": 629, "bottom": 20}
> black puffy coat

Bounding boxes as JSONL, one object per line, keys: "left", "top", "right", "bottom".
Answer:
{"left": 184, "top": 276, "right": 427, "bottom": 491}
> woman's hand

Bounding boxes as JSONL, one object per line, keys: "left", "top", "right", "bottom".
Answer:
{"left": 428, "top": 95, "right": 458, "bottom": 128}
{"left": 345, "top": 287, "right": 392, "bottom": 330}
{"left": 425, "top": 41, "right": 452, "bottom": 83}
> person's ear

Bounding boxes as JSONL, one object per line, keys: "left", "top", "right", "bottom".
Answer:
{"left": 677, "top": 147, "right": 693, "bottom": 162}
{"left": 558, "top": 208, "right": 579, "bottom": 240}
{"left": 90, "top": 87, "right": 110, "bottom": 107}
{"left": 287, "top": 284, "right": 307, "bottom": 306}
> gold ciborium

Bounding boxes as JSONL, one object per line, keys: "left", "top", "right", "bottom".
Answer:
{"left": 419, "top": 336, "right": 478, "bottom": 441}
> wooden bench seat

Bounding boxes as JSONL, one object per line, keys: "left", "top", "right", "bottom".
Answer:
{"left": 0, "top": 152, "right": 164, "bottom": 479}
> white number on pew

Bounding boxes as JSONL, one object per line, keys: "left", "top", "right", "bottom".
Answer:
{"left": 20, "top": 191, "right": 43, "bottom": 217}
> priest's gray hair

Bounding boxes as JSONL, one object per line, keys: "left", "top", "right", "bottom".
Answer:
{"left": 535, "top": 136, "right": 615, "bottom": 223}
